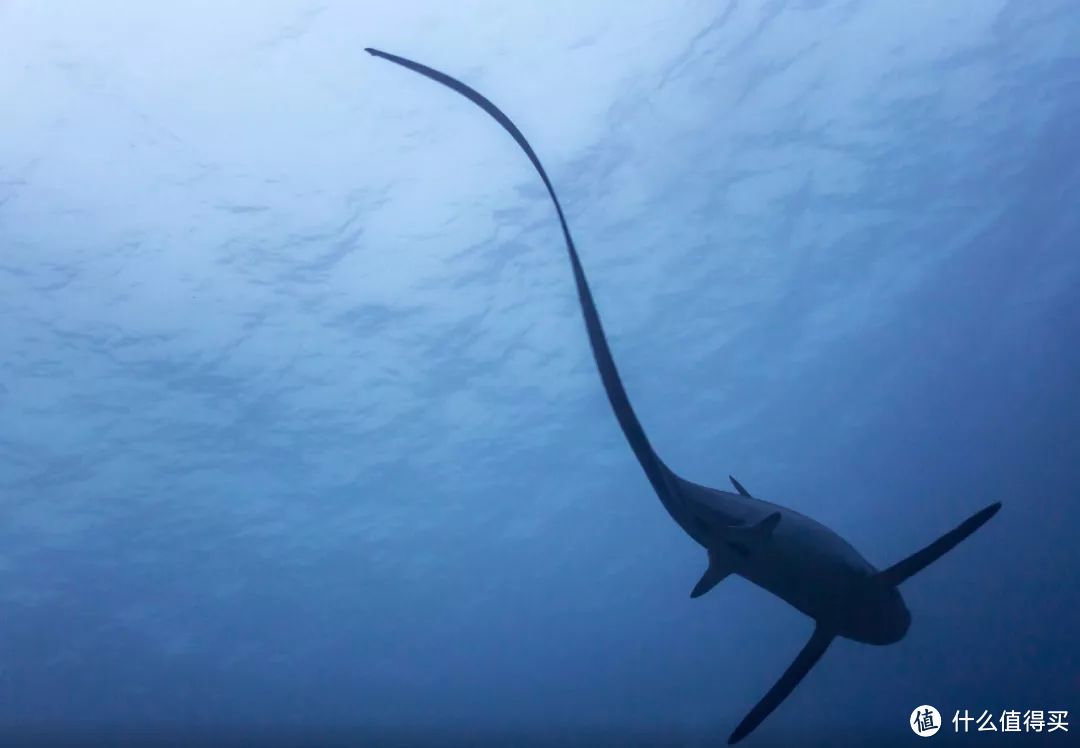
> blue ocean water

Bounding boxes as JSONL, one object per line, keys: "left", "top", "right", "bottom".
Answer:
{"left": 1, "top": 1, "right": 1078, "bottom": 745}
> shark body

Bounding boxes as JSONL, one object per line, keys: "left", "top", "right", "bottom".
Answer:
{"left": 366, "top": 47, "right": 1001, "bottom": 744}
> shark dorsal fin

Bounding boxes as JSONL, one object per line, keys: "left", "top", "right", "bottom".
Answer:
{"left": 729, "top": 475, "right": 752, "bottom": 497}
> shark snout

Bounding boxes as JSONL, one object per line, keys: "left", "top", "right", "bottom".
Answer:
{"left": 880, "top": 586, "right": 912, "bottom": 644}
{"left": 836, "top": 583, "right": 911, "bottom": 645}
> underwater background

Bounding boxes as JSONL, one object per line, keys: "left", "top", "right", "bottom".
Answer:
{"left": 2, "top": 1, "right": 1078, "bottom": 745}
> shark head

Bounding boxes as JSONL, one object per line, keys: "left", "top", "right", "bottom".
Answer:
{"left": 837, "top": 581, "right": 912, "bottom": 645}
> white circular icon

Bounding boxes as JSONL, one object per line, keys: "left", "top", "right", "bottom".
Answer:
{"left": 911, "top": 705, "right": 942, "bottom": 737}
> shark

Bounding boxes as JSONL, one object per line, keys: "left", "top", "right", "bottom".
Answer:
{"left": 365, "top": 47, "right": 1002, "bottom": 744}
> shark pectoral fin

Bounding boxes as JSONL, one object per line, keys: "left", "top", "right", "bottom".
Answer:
{"left": 728, "top": 625, "right": 834, "bottom": 745}
{"left": 690, "top": 550, "right": 733, "bottom": 598}
{"left": 876, "top": 502, "right": 1002, "bottom": 587}
{"left": 729, "top": 475, "right": 752, "bottom": 497}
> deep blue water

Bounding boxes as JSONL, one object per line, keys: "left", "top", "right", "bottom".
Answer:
{"left": 2, "top": 2, "right": 1078, "bottom": 746}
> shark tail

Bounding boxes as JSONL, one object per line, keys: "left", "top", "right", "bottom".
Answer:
{"left": 365, "top": 47, "right": 676, "bottom": 500}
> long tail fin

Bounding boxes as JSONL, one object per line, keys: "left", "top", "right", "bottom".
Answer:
{"left": 877, "top": 502, "right": 1001, "bottom": 587}
{"left": 366, "top": 48, "right": 674, "bottom": 498}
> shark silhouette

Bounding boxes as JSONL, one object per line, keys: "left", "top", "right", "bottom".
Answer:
{"left": 366, "top": 47, "right": 1002, "bottom": 744}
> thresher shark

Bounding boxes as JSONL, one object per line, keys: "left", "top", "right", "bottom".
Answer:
{"left": 366, "top": 48, "right": 1001, "bottom": 744}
